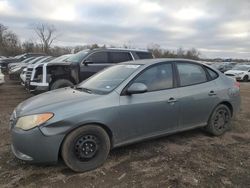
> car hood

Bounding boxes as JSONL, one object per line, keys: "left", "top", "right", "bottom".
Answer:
{"left": 15, "top": 87, "right": 102, "bottom": 117}
{"left": 225, "top": 70, "right": 246, "bottom": 74}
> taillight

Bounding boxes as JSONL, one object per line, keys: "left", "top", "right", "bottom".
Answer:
{"left": 234, "top": 81, "right": 240, "bottom": 88}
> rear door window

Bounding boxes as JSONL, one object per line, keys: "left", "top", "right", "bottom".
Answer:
{"left": 136, "top": 52, "right": 153, "bottom": 59}
{"left": 177, "top": 63, "right": 208, "bottom": 86}
{"left": 109, "top": 52, "right": 133, "bottom": 63}
{"left": 206, "top": 67, "right": 219, "bottom": 80}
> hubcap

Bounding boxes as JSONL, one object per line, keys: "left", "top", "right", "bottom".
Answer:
{"left": 74, "top": 135, "right": 98, "bottom": 161}
{"left": 213, "top": 108, "right": 229, "bottom": 131}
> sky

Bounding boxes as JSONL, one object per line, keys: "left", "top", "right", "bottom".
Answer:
{"left": 0, "top": 0, "right": 250, "bottom": 58}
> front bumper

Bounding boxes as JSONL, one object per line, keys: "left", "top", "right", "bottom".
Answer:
{"left": 11, "top": 127, "right": 64, "bottom": 163}
{"left": 25, "top": 81, "right": 49, "bottom": 92}
{"left": 0, "top": 76, "right": 4, "bottom": 85}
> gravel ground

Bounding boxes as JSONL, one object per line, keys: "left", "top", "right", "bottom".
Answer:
{"left": 0, "top": 77, "right": 250, "bottom": 188}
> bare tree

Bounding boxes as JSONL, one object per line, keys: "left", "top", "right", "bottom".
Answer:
{"left": 176, "top": 47, "right": 185, "bottom": 57}
{"left": 186, "top": 48, "right": 200, "bottom": 60}
{"left": 32, "top": 23, "right": 57, "bottom": 54}
{"left": 0, "top": 24, "right": 8, "bottom": 54}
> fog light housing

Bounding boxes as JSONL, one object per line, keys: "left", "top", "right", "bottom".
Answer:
{"left": 11, "top": 145, "right": 33, "bottom": 161}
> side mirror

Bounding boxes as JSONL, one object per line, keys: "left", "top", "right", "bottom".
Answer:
{"left": 84, "top": 59, "right": 93, "bottom": 65}
{"left": 127, "top": 83, "right": 147, "bottom": 95}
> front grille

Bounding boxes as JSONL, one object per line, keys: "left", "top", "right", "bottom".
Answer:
{"left": 225, "top": 74, "right": 235, "bottom": 76}
{"left": 26, "top": 68, "right": 33, "bottom": 81}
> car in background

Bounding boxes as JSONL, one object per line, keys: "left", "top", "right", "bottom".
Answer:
{"left": 20, "top": 56, "right": 54, "bottom": 84}
{"left": 20, "top": 54, "right": 72, "bottom": 85}
{"left": 25, "top": 48, "right": 153, "bottom": 93}
{"left": 9, "top": 56, "right": 53, "bottom": 81}
{"left": 0, "top": 56, "right": 6, "bottom": 60}
{"left": 211, "top": 62, "right": 237, "bottom": 73}
{"left": 224, "top": 65, "right": 250, "bottom": 82}
{"left": 0, "top": 66, "right": 5, "bottom": 85}
{"left": 10, "top": 59, "right": 240, "bottom": 172}
{"left": 0, "top": 53, "right": 45, "bottom": 74}
{"left": 8, "top": 57, "right": 36, "bottom": 70}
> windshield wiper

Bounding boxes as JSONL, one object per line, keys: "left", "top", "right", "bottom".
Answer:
{"left": 73, "top": 86, "right": 92, "bottom": 94}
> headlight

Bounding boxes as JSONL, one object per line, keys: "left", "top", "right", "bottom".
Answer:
{"left": 15, "top": 113, "right": 54, "bottom": 130}
{"left": 236, "top": 72, "right": 244, "bottom": 75}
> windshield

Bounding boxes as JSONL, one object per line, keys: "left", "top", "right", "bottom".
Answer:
{"left": 232, "top": 66, "right": 250, "bottom": 71}
{"left": 77, "top": 64, "right": 141, "bottom": 94}
{"left": 67, "top": 50, "right": 89, "bottom": 63}
{"left": 50, "top": 54, "right": 71, "bottom": 63}
{"left": 21, "top": 57, "right": 34, "bottom": 63}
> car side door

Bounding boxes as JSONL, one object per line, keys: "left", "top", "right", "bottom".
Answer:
{"left": 80, "top": 51, "right": 111, "bottom": 81}
{"left": 175, "top": 61, "right": 220, "bottom": 129}
{"left": 117, "top": 62, "right": 180, "bottom": 145}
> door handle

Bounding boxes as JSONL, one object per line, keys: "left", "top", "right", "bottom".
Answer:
{"left": 167, "top": 97, "right": 178, "bottom": 103}
{"left": 208, "top": 90, "right": 217, "bottom": 96}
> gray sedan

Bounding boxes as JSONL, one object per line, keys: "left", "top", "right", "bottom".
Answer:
{"left": 10, "top": 59, "right": 241, "bottom": 172}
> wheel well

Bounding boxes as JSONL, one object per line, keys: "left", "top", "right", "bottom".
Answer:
{"left": 48, "top": 66, "right": 77, "bottom": 85}
{"left": 58, "top": 123, "right": 113, "bottom": 160}
{"left": 220, "top": 101, "right": 233, "bottom": 116}
{"left": 49, "top": 76, "right": 76, "bottom": 89}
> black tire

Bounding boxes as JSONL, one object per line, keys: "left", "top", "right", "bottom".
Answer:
{"left": 50, "top": 79, "right": 74, "bottom": 90}
{"left": 243, "top": 75, "right": 249, "bottom": 82}
{"left": 61, "top": 125, "right": 110, "bottom": 172}
{"left": 206, "top": 104, "right": 232, "bottom": 136}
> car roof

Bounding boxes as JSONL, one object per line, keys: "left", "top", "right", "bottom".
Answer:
{"left": 120, "top": 58, "right": 203, "bottom": 66}
{"left": 89, "top": 48, "right": 150, "bottom": 53}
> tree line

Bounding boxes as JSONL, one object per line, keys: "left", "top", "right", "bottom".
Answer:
{"left": 0, "top": 22, "right": 201, "bottom": 60}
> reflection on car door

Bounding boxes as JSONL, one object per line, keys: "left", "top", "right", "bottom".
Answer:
{"left": 117, "top": 63, "right": 180, "bottom": 144}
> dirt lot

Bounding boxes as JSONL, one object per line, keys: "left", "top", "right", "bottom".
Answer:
{"left": 0, "top": 78, "right": 250, "bottom": 188}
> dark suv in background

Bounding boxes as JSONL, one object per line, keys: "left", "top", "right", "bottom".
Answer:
{"left": 25, "top": 48, "right": 153, "bottom": 93}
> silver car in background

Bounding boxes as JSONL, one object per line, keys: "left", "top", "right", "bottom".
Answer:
{"left": 10, "top": 59, "right": 240, "bottom": 172}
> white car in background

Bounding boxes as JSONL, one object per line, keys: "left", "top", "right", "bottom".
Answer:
{"left": 224, "top": 65, "right": 250, "bottom": 82}
{"left": 0, "top": 67, "right": 5, "bottom": 85}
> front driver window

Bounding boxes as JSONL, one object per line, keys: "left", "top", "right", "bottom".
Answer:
{"left": 133, "top": 63, "right": 173, "bottom": 92}
{"left": 86, "top": 52, "right": 108, "bottom": 63}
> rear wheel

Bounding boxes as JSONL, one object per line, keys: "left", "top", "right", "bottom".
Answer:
{"left": 61, "top": 125, "right": 110, "bottom": 172}
{"left": 206, "top": 104, "right": 232, "bottom": 136}
{"left": 243, "top": 75, "right": 249, "bottom": 82}
{"left": 50, "top": 79, "right": 74, "bottom": 90}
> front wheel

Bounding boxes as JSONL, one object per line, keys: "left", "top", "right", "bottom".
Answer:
{"left": 50, "top": 79, "right": 74, "bottom": 90}
{"left": 61, "top": 125, "right": 110, "bottom": 172}
{"left": 205, "top": 104, "right": 232, "bottom": 136}
{"left": 243, "top": 75, "right": 249, "bottom": 82}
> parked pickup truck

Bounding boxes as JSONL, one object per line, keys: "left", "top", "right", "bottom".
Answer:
{"left": 25, "top": 48, "right": 153, "bottom": 93}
